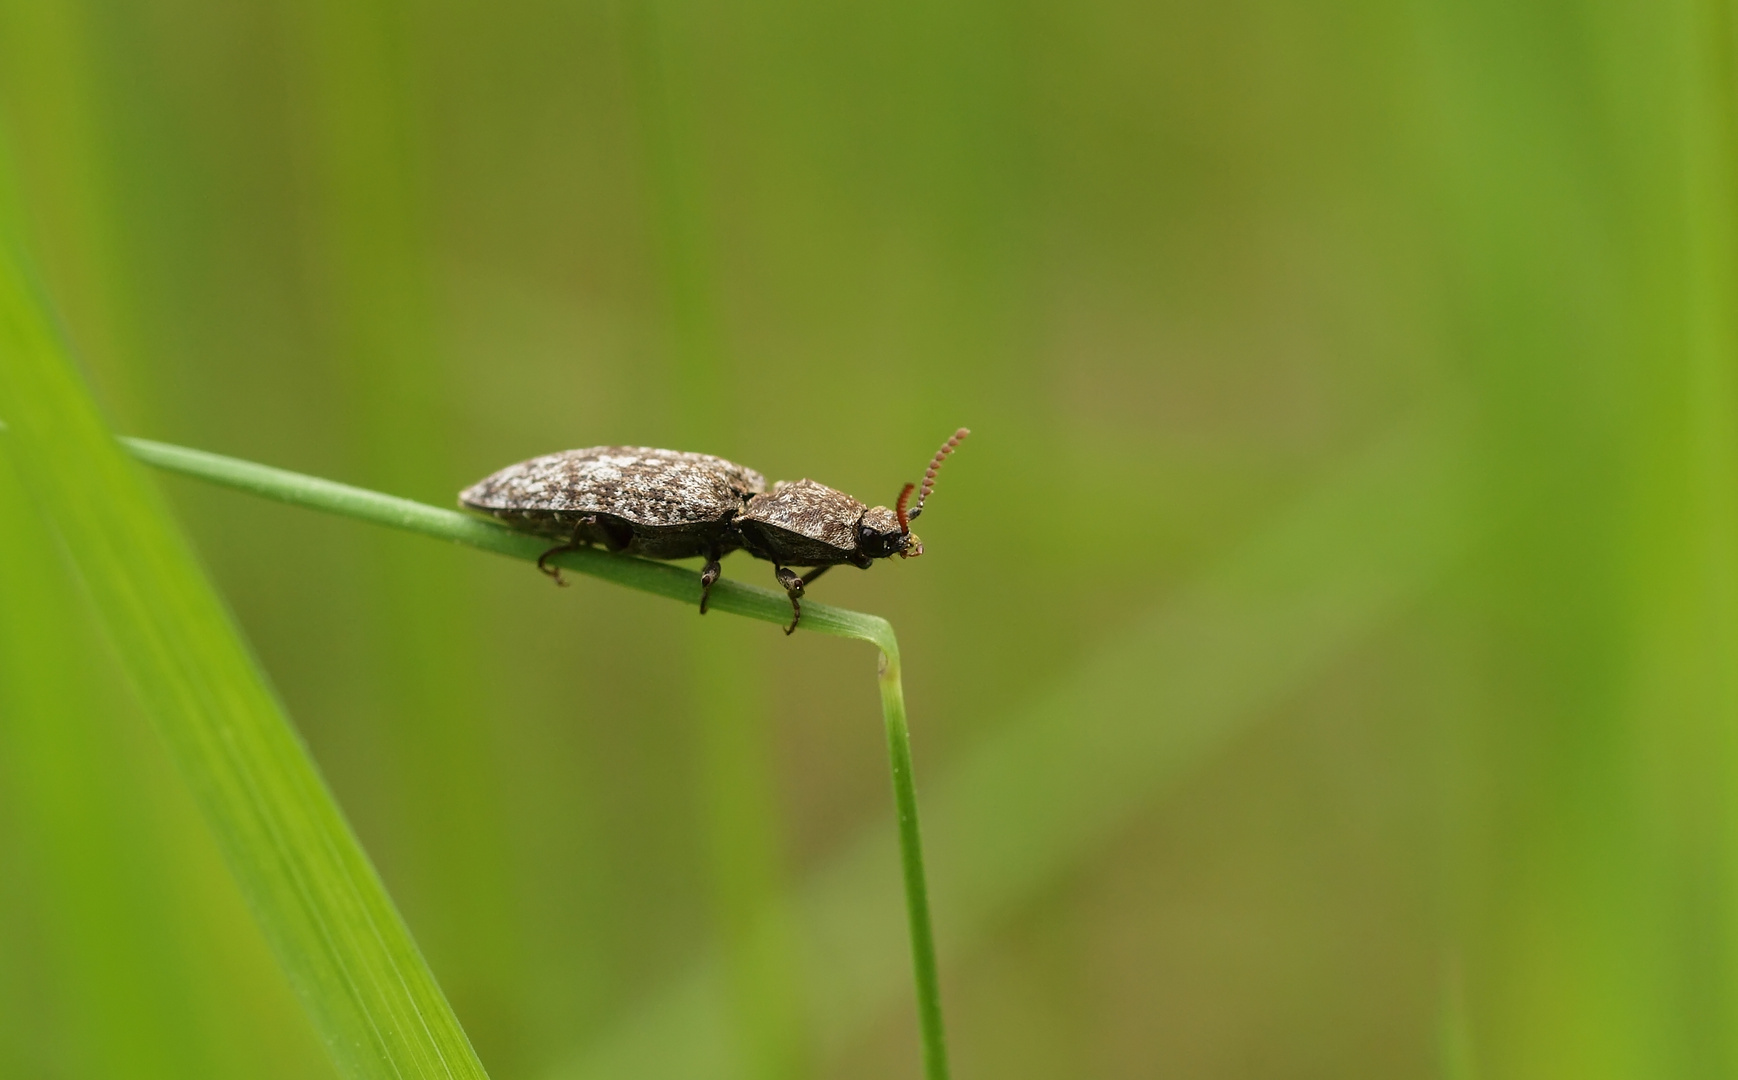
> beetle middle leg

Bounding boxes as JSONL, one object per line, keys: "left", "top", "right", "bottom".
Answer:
{"left": 773, "top": 565, "right": 831, "bottom": 635}
{"left": 537, "top": 516, "right": 598, "bottom": 586}
{"left": 699, "top": 543, "right": 723, "bottom": 615}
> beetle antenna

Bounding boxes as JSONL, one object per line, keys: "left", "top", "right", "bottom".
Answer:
{"left": 906, "top": 427, "right": 970, "bottom": 521}
{"left": 895, "top": 482, "right": 917, "bottom": 536}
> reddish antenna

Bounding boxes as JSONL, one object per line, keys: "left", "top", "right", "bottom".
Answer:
{"left": 907, "top": 427, "right": 970, "bottom": 521}
{"left": 895, "top": 482, "right": 917, "bottom": 536}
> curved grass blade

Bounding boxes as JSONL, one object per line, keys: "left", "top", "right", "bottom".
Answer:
{"left": 121, "top": 437, "right": 945, "bottom": 1076}
{"left": 0, "top": 254, "right": 488, "bottom": 1077}
{"left": 113, "top": 437, "right": 944, "bottom": 1077}
{"left": 122, "top": 436, "right": 946, "bottom": 1077}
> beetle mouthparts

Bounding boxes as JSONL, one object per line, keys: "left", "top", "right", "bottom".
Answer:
{"left": 900, "top": 536, "right": 924, "bottom": 559}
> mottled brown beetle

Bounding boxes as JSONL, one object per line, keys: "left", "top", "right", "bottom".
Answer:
{"left": 459, "top": 447, "right": 765, "bottom": 611}
{"left": 458, "top": 430, "right": 969, "bottom": 632}
{"left": 735, "top": 428, "right": 970, "bottom": 633}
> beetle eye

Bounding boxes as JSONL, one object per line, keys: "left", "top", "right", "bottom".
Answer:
{"left": 857, "top": 525, "right": 904, "bottom": 559}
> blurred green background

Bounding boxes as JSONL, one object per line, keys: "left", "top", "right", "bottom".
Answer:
{"left": 2, "top": 0, "right": 1737, "bottom": 1077}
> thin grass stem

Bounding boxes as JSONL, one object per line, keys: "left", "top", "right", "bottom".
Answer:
{"left": 878, "top": 649, "right": 949, "bottom": 1080}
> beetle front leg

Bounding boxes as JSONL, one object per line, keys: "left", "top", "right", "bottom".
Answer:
{"left": 772, "top": 566, "right": 831, "bottom": 634}
{"left": 774, "top": 566, "right": 805, "bottom": 634}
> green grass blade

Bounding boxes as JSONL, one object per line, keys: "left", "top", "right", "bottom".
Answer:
{"left": 0, "top": 448, "right": 333, "bottom": 1079}
{"left": 0, "top": 443, "right": 215, "bottom": 1079}
{"left": 0, "top": 257, "right": 487, "bottom": 1075}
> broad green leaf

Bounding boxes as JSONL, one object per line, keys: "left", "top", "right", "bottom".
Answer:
{"left": 0, "top": 241, "right": 487, "bottom": 1078}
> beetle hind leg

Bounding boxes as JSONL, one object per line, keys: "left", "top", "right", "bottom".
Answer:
{"left": 537, "top": 516, "right": 598, "bottom": 586}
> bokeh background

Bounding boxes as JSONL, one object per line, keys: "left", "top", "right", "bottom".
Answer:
{"left": 3, "top": 0, "right": 1737, "bottom": 1077}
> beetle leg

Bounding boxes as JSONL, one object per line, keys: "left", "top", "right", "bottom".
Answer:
{"left": 775, "top": 566, "right": 805, "bottom": 634}
{"left": 537, "top": 515, "right": 598, "bottom": 586}
{"left": 770, "top": 566, "right": 832, "bottom": 634}
{"left": 699, "top": 545, "right": 723, "bottom": 615}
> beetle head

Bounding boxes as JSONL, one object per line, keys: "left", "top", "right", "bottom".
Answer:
{"left": 859, "top": 503, "right": 919, "bottom": 559}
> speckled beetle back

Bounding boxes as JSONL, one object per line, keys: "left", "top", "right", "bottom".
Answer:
{"left": 461, "top": 446, "right": 764, "bottom": 528}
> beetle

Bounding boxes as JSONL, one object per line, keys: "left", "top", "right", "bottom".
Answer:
{"left": 458, "top": 446, "right": 765, "bottom": 612}
{"left": 734, "top": 428, "right": 970, "bottom": 633}
{"left": 458, "top": 429, "right": 969, "bottom": 632}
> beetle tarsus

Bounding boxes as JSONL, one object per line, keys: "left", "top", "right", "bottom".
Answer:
{"left": 536, "top": 549, "right": 569, "bottom": 586}
{"left": 536, "top": 542, "right": 575, "bottom": 586}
